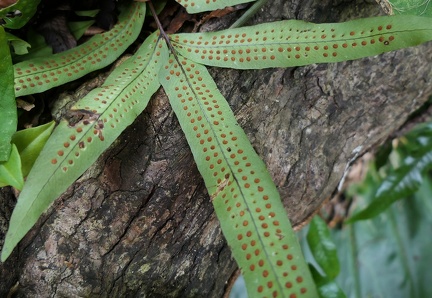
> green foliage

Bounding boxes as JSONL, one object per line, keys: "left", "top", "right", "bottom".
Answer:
{"left": 161, "top": 56, "right": 317, "bottom": 297}
{"left": 337, "top": 119, "right": 432, "bottom": 297}
{"left": 348, "top": 121, "right": 432, "bottom": 222}
{"left": 309, "top": 266, "right": 346, "bottom": 298}
{"left": 5, "top": 32, "right": 30, "bottom": 55}
{"left": 173, "top": 0, "right": 255, "bottom": 13}
{"left": 305, "top": 217, "right": 346, "bottom": 298}
{"left": 13, "top": 2, "right": 145, "bottom": 97}
{"left": 307, "top": 217, "right": 340, "bottom": 280}
{"left": 0, "top": 26, "right": 16, "bottom": 161}
{"left": 11, "top": 121, "right": 55, "bottom": 177}
{"left": 0, "top": 0, "right": 40, "bottom": 29}
{"left": 1, "top": 0, "right": 432, "bottom": 296}
{"left": 1, "top": 29, "right": 166, "bottom": 262}
{"left": 384, "top": 0, "right": 432, "bottom": 17}
{"left": 334, "top": 174, "right": 432, "bottom": 297}
{"left": 0, "top": 144, "right": 23, "bottom": 189}
{"left": 172, "top": 15, "right": 432, "bottom": 69}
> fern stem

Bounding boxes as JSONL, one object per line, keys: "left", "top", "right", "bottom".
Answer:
{"left": 348, "top": 223, "right": 362, "bottom": 298}
{"left": 229, "top": 0, "right": 268, "bottom": 29}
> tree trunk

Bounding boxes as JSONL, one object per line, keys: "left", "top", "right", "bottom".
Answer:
{"left": 1, "top": 0, "right": 432, "bottom": 296}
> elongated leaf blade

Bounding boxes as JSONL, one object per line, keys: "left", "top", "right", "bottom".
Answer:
{"left": 0, "top": 26, "right": 16, "bottom": 161}
{"left": 13, "top": 2, "right": 146, "bottom": 97}
{"left": 171, "top": 15, "right": 432, "bottom": 69}
{"left": 160, "top": 54, "right": 317, "bottom": 297}
{"left": 173, "top": 0, "right": 254, "bottom": 14}
{"left": 347, "top": 150, "right": 432, "bottom": 222}
{"left": 1, "top": 33, "right": 169, "bottom": 262}
{"left": 307, "top": 216, "right": 340, "bottom": 280}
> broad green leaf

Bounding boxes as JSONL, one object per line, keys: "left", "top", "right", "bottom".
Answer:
{"left": 347, "top": 152, "right": 432, "bottom": 222}
{"left": 334, "top": 178, "right": 432, "bottom": 297}
{"left": 6, "top": 32, "right": 31, "bottom": 55}
{"left": 1, "top": 31, "right": 169, "bottom": 262}
{"left": 160, "top": 54, "right": 318, "bottom": 297}
{"left": 13, "top": 2, "right": 146, "bottom": 97}
{"left": 0, "top": 0, "right": 41, "bottom": 29}
{"left": 170, "top": 15, "right": 432, "bottom": 69}
{"left": 173, "top": 0, "right": 254, "bottom": 14}
{"left": 307, "top": 217, "right": 340, "bottom": 280}
{"left": 0, "top": 26, "right": 16, "bottom": 161}
{"left": 0, "top": 144, "right": 24, "bottom": 190}
{"left": 11, "top": 121, "right": 55, "bottom": 177}
{"left": 12, "top": 30, "right": 52, "bottom": 62}
{"left": 347, "top": 123, "right": 432, "bottom": 223}
{"left": 309, "top": 266, "right": 346, "bottom": 298}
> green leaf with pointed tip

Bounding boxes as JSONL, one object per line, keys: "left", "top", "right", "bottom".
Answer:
{"left": 1, "top": 32, "right": 169, "bottom": 262}
{"left": 75, "top": 9, "right": 100, "bottom": 18}
{"left": 6, "top": 32, "right": 31, "bottom": 55}
{"left": 13, "top": 2, "right": 146, "bottom": 97}
{"left": 0, "top": 144, "right": 24, "bottom": 189}
{"left": 160, "top": 54, "right": 318, "bottom": 298}
{"left": 173, "top": 0, "right": 254, "bottom": 14}
{"left": 12, "top": 30, "right": 52, "bottom": 62}
{"left": 69, "top": 20, "right": 96, "bottom": 40}
{"left": 0, "top": 26, "right": 16, "bottom": 161}
{"left": 307, "top": 216, "right": 340, "bottom": 280}
{"left": 170, "top": 15, "right": 432, "bottom": 69}
{"left": 12, "top": 121, "right": 55, "bottom": 177}
{"left": 0, "top": 0, "right": 41, "bottom": 29}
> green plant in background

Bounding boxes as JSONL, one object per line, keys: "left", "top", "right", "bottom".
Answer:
{"left": 378, "top": 0, "right": 432, "bottom": 17}
{"left": 331, "top": 119, "right": 432, "bottom": 297}
{"left": 1, "top": 0, "right": 432, "bottom": 297}
{"left": 348, "top": 121, "right": 432, "bottom": 222}
{"left": 282, "top": 119, "right": 432, "bottom": 298}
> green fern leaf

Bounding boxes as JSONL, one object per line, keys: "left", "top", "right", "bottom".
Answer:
{"left": 160, "top": 54, "right": 318, "bottom": 297}
{"left": 0, "top": 26, "right": 16, "bottom": 161}
{"left": 12, "top": 121, "right": 56, "bottom": 177}
{"left": 1, "top": 33, "right": 169, "bottom": 262}
{"left": 170, "top": 15, "right": 432, "bottom": 69}
{"left": 173, "top": 0, "right": 254, "bottom": 14}
{"left": 0, "top": 0, "right": 41, "bottom": 29}
{"left": 0, "top": 144, "right": 24, "bottom": 190}
{"left": 13, "top": 2, "right": 146, "bottom": 97}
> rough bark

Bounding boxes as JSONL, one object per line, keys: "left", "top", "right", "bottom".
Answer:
{"left": 1, "top": 0, "right": 432, "bottom": 297}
